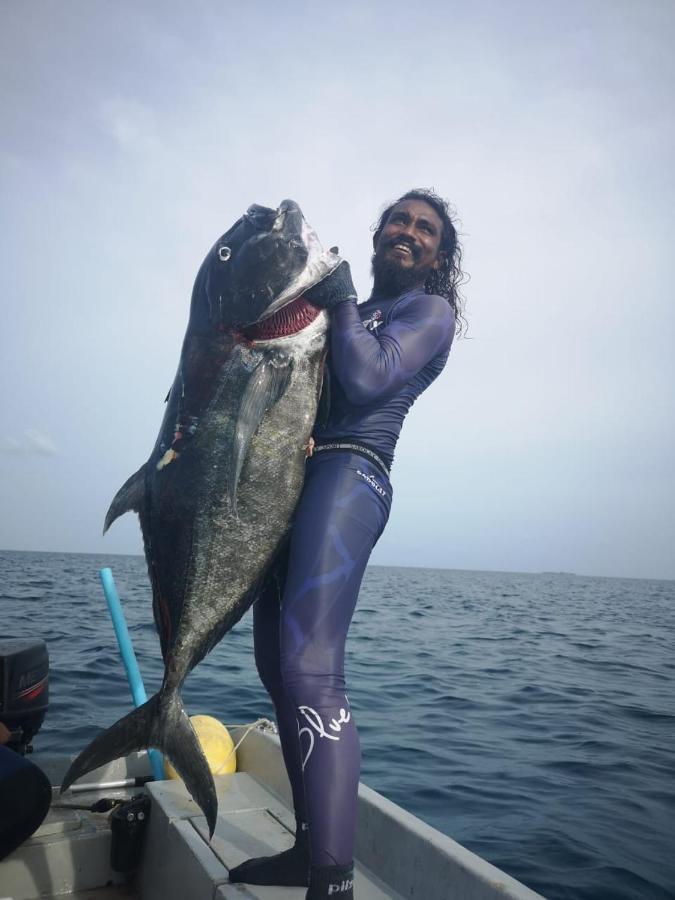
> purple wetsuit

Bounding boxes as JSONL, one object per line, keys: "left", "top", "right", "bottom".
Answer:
{"left": 253, "top": 288, "right": 455, "bottom": 866}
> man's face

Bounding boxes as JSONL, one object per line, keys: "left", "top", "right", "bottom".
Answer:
{"left": 372, "top": 199, "right": 446, "bottom": 293}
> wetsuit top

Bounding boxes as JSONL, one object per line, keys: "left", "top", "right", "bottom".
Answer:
{"left": 313, "top": 287, "right": 455, "bottom": 469}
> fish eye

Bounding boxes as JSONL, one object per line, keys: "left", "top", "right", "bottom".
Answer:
{"left": 218, "top": 246, "right": 232, "bottom": 262}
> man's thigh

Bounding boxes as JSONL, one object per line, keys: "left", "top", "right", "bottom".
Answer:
{"left": 280, "top": 455, "right": 390, "bottom": 662}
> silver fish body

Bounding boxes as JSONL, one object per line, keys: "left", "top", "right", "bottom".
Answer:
{"left": 61, "top": 201, "right": 340, "bottom": 834}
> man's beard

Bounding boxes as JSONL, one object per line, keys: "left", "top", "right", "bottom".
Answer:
{"left": 371, "top": 249, "right": 432, "bottom": 297}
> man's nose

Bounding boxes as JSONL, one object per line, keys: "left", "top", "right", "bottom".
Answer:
{"left": 397, "top": 222, "right": 418, "bottom": 241}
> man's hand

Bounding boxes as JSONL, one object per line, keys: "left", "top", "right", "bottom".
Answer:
{"left": 305, "top": 261, "right": 358, "bottom": 311}
{"left": 0, "top": 722, "right": 12, "bottom": 745}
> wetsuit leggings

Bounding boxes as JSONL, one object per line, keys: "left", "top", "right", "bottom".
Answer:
{"left": 253, "top": 450, "right": 392, "bottom": 866}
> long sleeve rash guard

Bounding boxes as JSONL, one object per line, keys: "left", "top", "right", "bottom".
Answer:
{"left": 313, "top": 287, "right": 455, "bottom": 469}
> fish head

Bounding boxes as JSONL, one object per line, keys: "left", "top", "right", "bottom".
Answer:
{"left": 205, "top": 199, "right": 312, "bottom": 327}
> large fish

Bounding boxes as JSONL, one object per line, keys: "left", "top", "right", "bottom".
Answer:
{"left": 61, "top": 200, "right": 340, "bottom": 834}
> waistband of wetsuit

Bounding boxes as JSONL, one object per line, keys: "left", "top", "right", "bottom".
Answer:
{"left": 311, "top": 441, "right": 390, "bottom": 477}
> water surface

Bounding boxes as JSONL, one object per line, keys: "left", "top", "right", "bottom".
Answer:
{"left": 1, "top": 551, "right": 673, "bottom": 899}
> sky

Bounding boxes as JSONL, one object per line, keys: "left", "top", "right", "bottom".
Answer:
{"left": 1, "top": 0, "right": 673, "bottom": 579}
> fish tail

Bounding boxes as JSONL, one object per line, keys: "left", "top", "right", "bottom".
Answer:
{"left": 155, "top": 691, "right": 219, "bottom": 837}
{"left": 60, "top": 690, "right": 218, "bottom": 836}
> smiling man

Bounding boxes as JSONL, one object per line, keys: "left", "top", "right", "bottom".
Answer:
{"left": 372, "top": 193, "right": 453, "bottom": 295}
{"left": 312, "top": 190, "right": 463, "bottom": 459}
{"left": 229, "top": 190, "right": 464, "bottom": 900}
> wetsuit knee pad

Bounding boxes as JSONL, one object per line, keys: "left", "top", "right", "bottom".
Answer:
{"left": 280, "top": 664, "right": 347, "bottom": 712}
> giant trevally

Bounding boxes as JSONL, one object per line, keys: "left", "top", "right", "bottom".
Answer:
{"left": 61, "top": 200, "right": 341, "bottom": 835}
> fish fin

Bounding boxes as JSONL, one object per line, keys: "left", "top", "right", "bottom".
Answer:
{"left": 104, "top": 465, "right": 146, "bottom": 534}
{"left": 61, "top": 690, "right": 218, "bottom": 837}
{"left": 228, "top": 351, "right": 293, "bottom": 515}
{"left": 61, "top": 694, "right": 161, "bottom": 794}
{"left": 154, "top": 690, "right": 219, "bottom": 837}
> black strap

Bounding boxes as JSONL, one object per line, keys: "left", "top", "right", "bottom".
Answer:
{"left": 312, "top": 442, "right": 390, "bottom": 476}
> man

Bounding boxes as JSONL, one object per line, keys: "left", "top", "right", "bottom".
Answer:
{"left": 230, "top": 190, "right": 464, "bottom": 899}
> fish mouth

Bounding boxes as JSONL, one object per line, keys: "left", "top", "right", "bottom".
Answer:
{"left": 242, "top": 293, "right": 321, "bottom": 341}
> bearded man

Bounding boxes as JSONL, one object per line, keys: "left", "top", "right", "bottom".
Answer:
{"left": 229, "top": 189, "right": 465, "bottom": 900}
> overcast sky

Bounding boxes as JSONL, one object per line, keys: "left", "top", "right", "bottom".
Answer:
{"left": 1, "top": 1, "right": 673, "bottom": 579}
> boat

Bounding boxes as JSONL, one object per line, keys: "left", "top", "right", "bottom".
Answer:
{"left": 0, "top": 723, "right": 546, "bottom": 900}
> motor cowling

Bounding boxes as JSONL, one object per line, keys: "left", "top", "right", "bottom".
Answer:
{"left": 0, "top": 638, "right": 49, "bottom": 754}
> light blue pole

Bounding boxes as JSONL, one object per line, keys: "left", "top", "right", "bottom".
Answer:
{"left": 99, "top": 567, "right": 164, "bottom": 782}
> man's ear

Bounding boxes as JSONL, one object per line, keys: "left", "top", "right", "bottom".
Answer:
{"left": 432, "top": 250, "right": 448, "bottom": 271}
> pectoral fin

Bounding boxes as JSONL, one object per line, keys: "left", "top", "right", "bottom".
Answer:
{"left": 229, "top": 351, "right": 292, "bottom": 515}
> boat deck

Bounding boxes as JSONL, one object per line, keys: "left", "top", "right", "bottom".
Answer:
{"left": 0, "top": 768, "right": 396, "bottom": 899}
{"left": 139, "top": 773, "right": 399, "bottom": 899}
{"left": 0, "top": 728, "right": 545, "bottom": 900}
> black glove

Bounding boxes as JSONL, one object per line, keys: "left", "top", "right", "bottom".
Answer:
{"left": 305, "top": 261, "right": 358, "bottom": 310}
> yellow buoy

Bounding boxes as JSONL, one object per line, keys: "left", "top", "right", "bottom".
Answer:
{"left": 164, "top": 715, "right": 237, "bottom": 779}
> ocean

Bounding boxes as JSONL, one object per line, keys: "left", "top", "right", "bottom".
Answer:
{"left": 1, "top": 550, "right": 673, "bottom": 899}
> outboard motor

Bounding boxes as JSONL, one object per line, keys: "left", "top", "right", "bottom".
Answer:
{"left": 0, "top": 639, "right": 49, "bottom": 754}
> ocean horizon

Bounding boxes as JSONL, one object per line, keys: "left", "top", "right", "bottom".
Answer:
{"left": 3, "top": 545, "right": 673, "bottom": 584}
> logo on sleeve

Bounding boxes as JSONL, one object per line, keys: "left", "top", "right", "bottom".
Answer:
{"left": 362, "top": 309, "right": 383, "bottom": 332}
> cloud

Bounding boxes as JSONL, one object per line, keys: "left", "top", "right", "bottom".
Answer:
{"left": 98, "top": 97, "right": 160, "bottom": 154}
{"left": 0, "top": 430, "right": 58, "bottom": 456}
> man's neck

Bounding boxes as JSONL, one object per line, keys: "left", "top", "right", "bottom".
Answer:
{"left": 369, "top": 278, "right": 425, "bottom": 303}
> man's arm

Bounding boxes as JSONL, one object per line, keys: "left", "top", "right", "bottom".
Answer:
{"left": 329, "top": 294, "right": 455, "bottom": 405}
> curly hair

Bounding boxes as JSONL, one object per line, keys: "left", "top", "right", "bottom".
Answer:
{"left": 373, "top": 189, "right": 467, "bottom": 336}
